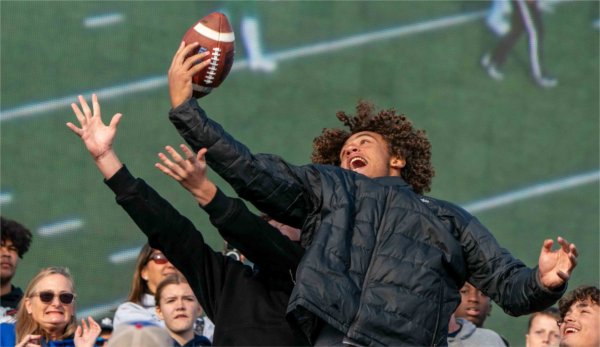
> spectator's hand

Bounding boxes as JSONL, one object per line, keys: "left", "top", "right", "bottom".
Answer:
{"left": 67, "top": 94, "right": 122, "bottom": 161}
{"left": 168, "top": 41, "right": 212, "bottom": 108}
{"left": 73, "top": 316, "right": 101, "bottom": 347}
{"left": 15, "top": 334, "right": 41, "bottom": 347}
{"left": 538, "top": 236, "right": 578, "bottom": 289}
{"left": 156, "top": 145, "right": 217, "bottom": 206}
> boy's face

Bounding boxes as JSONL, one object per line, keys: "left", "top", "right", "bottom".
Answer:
{"left": 157, "top": 283, "right": 201, "bottom": 335}
{"left": 560, "top": 299, "right": 599, "bottom": 347}
{"left": 526, "top": 314, "right": 560, "bottom": 347}
{"left": 454, "top": 282, "right": 492, "bottom": 327}
{"left": 0, "top": 239, "right": 19, "bottom": 284}
{"left": 339, "top": 131, "right": 404, "bottom": 178}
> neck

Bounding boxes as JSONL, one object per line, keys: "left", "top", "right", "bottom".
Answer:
{"left": 170, "top": 329, "right": 195, "bottom": 346}
{"left": 448, "top": 315, "right": 461, "bottom": 334}
{"left": 0, "top": 281, "right": 12, "bottom": 296}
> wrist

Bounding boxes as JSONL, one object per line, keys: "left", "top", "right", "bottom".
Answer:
{"left": 192, "top": 180, "right": 217, "bottom": 206}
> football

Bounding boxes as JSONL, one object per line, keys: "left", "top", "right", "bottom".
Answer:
{"left": 182, "top": 12, "right": 235, "bottom": 98}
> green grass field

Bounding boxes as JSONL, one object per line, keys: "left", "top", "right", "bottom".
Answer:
{"left": 1, "top": 1, "right": 598, "bottom": 345}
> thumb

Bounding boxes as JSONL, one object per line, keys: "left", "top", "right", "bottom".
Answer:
{"left": 109, "top": 113, "right": 123, "bottom": 128}
{"left": 197, "top": 148, "right": 208, "bottom": 162}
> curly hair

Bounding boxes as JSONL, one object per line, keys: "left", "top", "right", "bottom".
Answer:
{"left": 558, "top": 285, "right": 599, "bottom": 320}
{"left": 311, "top": 100, "right": 434, "bottom": 194}
{"left": 1, "top": 216, "right": 32, "bottom": 258}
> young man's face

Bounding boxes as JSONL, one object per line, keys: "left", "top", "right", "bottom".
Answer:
{"left": 560, "top": 299, "right": 599, "bottom": 347}
{"left": 526, "top": 314, "right": 560, "bottom": 347}
{"left": 454, "top": 282, "right": 492, "bottom": 327}
{"left": 156, "top": 283, "right": 202, "bottom": 335}
{"left": 0, "top": 239, "right": 19, "bottom": 285}
{"left": 339, "top": 131, "right": 404, "bottom": 178}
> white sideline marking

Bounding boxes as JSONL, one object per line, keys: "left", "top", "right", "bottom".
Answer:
{"left": 0, "top": 192, "right": 13, "bottom": 205}
{"left": 463, "top": 170, "right": 600, "bottom": 213}
{"left": 38, "top": 218, "right": 84, "bottom": 236}
{"left": 241, "top": 16, "right": 277, "bottom": 72}
{"left": 109, "top": 246, "right": 142, "bottom": 264}
{"left": 0, "top": 10, "right": 485, "bottom": 122}
{"left": 83, "top": 13, "right": 124, "bottom": 28}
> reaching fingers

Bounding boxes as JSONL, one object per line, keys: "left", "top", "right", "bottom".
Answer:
{"left": 109, "top": 113, "right": 123, "bottom": 129}
{"left": 91, "top": 93, "right": 101, "bottom": 118}
{"left": 66, "top": 122, "right": 83, "bottom": 137}
{"left": 542, "top": 239, "right": 553, "bottom": 252}
{"left": 557, "top": 270, "right": 570, "bottom": 282}
{"left": 165, "top": 145, "right": 186, "bottom": 164}
{"left": 174, "top": 42, "right": 199, "bottom": 66}
{"left": 571, "top": 243, "right": 579, "bottom": 257}
{"left": 179, "top": 144, "right": 196, "bottom": 160}
{"left": 184, "top": 51, "right": 211, "bottom": 71}
{"left": 71, "top": 102, "right": 86, "bottom": 124}
{"left": 196, "top": 148, "right": 208, "bottom": 162}
{"left": 78, "top": 95, "right": 92, "bottom": 118}
{"left": 155, "top": 163, "right": 182, "bottom": 181}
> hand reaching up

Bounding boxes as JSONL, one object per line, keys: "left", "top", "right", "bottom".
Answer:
{"left": 156, "top": 145, "right": 217, "bottom": 206}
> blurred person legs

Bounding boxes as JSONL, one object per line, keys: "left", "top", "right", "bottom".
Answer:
{"left": 486, "top": 0, "right": 512, "bottom": 36}
{"left": 482, "top": 0, "right": 557, "bottom": 88}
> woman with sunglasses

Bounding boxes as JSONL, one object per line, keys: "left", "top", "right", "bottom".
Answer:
{"left": 112, "top": 244, "right": 179, "bottom": 328}
{"left": 3, "top": 267, "right": 101, "bottom": 347}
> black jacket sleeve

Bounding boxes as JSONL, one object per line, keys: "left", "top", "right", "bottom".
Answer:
{"left": 201, "top": 188, "right": 304, "bottom": 273}
{"left": 438, "top": 199, "right": 565, "bottom": 316}
{"left": 104, "top": 165, "right": 239, "bottom": 321}
{"left": 169, "top": 98, "right": 320, "bottom": 229}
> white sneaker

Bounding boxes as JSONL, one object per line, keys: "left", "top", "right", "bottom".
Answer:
{"left": 534, "top": 75, "right": 558, "bottom": 88}
{"left": 486, "top": 17, "right": 511, "bottom": 36}
{"left": 481, "top": 54, "right": 504, "bottom": 81}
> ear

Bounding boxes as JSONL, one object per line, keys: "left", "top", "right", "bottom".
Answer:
{"left": 141, "top": 266, "right": 149, "bottom": 281}
{"left": 24, "top": 297, "right": 32, "bottom": 314}
{"left": 155, "top": 306, "right": 163, "bottom": 320}
{"left": 390, "top": 157, "right": 406, "bottom": 169}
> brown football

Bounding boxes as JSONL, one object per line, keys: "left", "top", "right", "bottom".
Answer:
{"left": 182, "top": 12, "right": 235, "bottom": 98}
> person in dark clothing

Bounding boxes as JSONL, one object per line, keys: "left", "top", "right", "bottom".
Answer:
{"left": 0, "top": 216, "right": 33, "bottom": 323}
{"left": 66, "top": 94, "right": 308, "bottom": 346}
{"left": 165, "top": 42, "right": 579, "bottom": 346}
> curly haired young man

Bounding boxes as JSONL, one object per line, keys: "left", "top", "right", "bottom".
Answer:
{"left": 165, "top": 42, "right": 578, "bottom": 346}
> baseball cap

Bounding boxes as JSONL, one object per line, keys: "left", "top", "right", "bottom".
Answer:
{"left": 106, "top": 321, "right": 172, "bottom": 347}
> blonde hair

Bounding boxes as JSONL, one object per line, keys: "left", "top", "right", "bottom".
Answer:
{"left": 15, "top": 266, "right": 77, "bottom": 343}
{"left": 126, "top": 243, "right": 154, "bottom": 303}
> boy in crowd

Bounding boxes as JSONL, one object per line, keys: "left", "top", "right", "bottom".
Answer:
{"left": 558, "top": 285, "right": 599, "bottom": 347}
{"left": 0, "top": 217, "right": 32, "bottom": 323}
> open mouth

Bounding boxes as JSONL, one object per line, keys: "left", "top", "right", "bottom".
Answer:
{"left": 349, "top": 156, "right": 367, "bottom": 171}
{"left": 563, "top": 327, "right": 579, "bottom": 335}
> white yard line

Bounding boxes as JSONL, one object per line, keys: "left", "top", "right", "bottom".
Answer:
{"left": 0, "top": 10, "right": 485, "bottom": 122}
{"left": 463, "top": 170, "right": 600, "bottom": 213}
{"left": 109, "top": 246, "right": 143, "bottom": 264}
{"left": 83, "top": 13, "right": 124, "bottom": 28}
{"left": 37, "top": 218, "right": 84, "bottom": 236}
{"left": 0, "top": 192, "right": 13, "bottom": 205}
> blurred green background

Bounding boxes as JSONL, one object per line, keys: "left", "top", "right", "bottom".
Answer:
{"left": 1, "top": 1, "right": 598, "bottom": 345}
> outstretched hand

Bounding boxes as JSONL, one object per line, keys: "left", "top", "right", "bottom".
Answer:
{"left": 538, "top": 236, "right": 578, "bottom": 289}
{"left": 66, "top": 94, "right": 122, "bottom": 160}
{"left": 156, "top": 144, "right": 217, "bottom": 206}
{"left": 168, "top": 41, "right": 212, "bottom": 108}
{"left": 73, "top": 316, "right": 101, "bottom": 347}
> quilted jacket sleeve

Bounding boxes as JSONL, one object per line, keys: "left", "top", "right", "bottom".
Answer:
{"left": 169, "top": 98, "right": 319, "bottom": 228}
{"left": 441, "top": 200, "right": 565, "bottom": 316}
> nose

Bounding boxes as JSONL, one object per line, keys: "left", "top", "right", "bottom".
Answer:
{"left": 344, "top": 144, "right": 359, "bottom": 156}
{"left": 466, "top": 291, "right": 480, "bottom": 303}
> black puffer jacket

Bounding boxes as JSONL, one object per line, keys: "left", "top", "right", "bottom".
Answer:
{"left": 170, "top": 99, "right": 565, "bottom": 346}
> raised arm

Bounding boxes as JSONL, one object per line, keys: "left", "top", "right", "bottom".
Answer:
{"left": 66, "top": 94, "right": 123, "bottom": 178}
{"left": 155, "top": 144, "right": 304, "bottom": 271}
{"left": 168, "top": 44, "right": 316, "bottom": 228}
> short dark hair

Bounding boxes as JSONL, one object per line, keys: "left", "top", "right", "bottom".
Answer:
{"left": 1, "top": 216, "right": 33, "bottom": 258}
{"left": 527, "top": 307, "right": 560, "bottom": 331}
{"left": 311, "top": 100, "right": 434, "bottom": 194}
{"left": 558, "top": 285, "right": 600, "bottom": 320}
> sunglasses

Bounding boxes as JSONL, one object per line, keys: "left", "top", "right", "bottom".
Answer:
{"left": 147, "top": 253, "right": 169, "bottom": 265}
{"left": 32, "top": 291, "right": 76, "bottom": 305}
